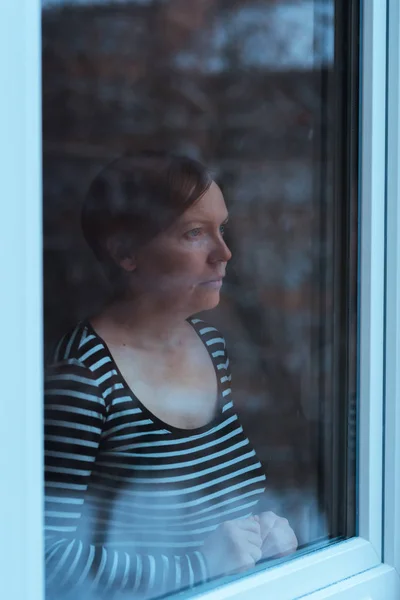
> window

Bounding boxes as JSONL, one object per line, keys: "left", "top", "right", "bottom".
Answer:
{"left": 1, "top": 1, "right": 400, "bottom": 599}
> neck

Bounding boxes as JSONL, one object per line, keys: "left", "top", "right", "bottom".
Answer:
{"left": 93, "top": 291, "right": 194, "bottom": 352}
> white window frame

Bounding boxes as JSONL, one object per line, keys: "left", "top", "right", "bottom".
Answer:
{"left": 1, "top": 1, "right": 44, "bottom": 600}
{"left": 1, "top": 1, "right": 399, "bottom": 599}
{"left": 384, "top": 0, "right": 400, "bottom": 585}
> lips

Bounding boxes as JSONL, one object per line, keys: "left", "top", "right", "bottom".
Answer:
{"left": 202, "top": 276, "right": 224, "bottom": 284}
{"left": 199, "top": 276, "right": 224, "bottom": 289}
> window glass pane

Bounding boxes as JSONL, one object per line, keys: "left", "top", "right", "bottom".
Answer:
{"left": 42, "top": 0, "right": 359, "bottom": 598}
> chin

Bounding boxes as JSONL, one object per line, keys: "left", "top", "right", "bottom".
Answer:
{"left": 196, "top": 291, "right": 221, "bottom": 312}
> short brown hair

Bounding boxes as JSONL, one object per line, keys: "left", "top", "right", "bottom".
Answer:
{"left": 81, "top": 150, "right": 213, "bottom": 285}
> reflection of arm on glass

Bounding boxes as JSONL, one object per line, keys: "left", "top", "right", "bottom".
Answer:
{"left": 44, "top": 153, "right": 297, "bottom": 598}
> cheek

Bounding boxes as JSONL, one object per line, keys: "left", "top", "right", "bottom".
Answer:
{"left": 140, "top": 246, "right": 205, "bottom": 286}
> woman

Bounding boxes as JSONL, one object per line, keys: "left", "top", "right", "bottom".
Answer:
{"left": 44, "top": 152, "right": 297, "bottom": 600}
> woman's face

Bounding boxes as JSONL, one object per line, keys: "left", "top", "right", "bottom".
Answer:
{"left": 128, "top": 181, "right": 232, "bottom": 314}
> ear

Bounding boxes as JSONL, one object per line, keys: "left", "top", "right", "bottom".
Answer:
{"left": 106, "top": 236, "right": 137, "bottom": 272}
{"left": 119, "top": 256, "right": 137, "bottom": 272}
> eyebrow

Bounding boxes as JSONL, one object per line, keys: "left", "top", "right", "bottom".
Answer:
{"left": 181, "top": 215, "right": 229, "bottom": 226}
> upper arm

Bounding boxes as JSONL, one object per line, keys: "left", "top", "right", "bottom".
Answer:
{"left": 44, "top": 361, "right": 106, "bottom": 539}
{"left": 44, "top": 360, "right": 106, "bottom": 448}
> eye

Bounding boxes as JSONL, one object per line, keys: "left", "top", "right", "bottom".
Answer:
{"left": 185, "top": 227, "right": 202, "bottom": 239}
{"left": 220, "top": 221, "right": 230, "bottom": 235}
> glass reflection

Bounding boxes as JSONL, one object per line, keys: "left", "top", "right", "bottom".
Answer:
{"left": 42, "top": 1, "right": 357, "bottom": 598}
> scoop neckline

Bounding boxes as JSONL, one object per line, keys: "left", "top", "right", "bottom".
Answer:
{"left": 82, "top": 316, "right": 226, "bottom": 437}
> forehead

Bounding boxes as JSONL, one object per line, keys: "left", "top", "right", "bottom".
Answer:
{"left": 181, "top": 182, "right": 227, "bottom": 222}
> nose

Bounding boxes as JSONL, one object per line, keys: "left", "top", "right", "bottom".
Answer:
{"left": 209, "top": 233, "right": 232, "bottom": 264}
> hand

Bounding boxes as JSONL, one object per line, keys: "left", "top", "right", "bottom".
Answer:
{"left": 202, "top": 517, "right": 262, "bottom": 578}
{"left": 256, "top": 511, "right": 298, "bottom": 560}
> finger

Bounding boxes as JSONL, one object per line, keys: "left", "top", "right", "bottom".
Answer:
{"left": 259, "top": 513, "right": 279, "bottom": 540}
{"left": 270, "top": 521, "right": 298, "bottom": 547}
{"left": 262, "top": 529, "right": 298, "bottom": 558}
{"left": 259, "top": 520, "right": 274, "bottom": 540}
{"left": 235, "top": 518, "right": 261, "bottom": 535}
{"left": 279, "top": 529, "right": 298, "bottom": 554}
{"left": 243, "top": 542, "right": 263, "bottom": 563}
{"left": 241, "top": 531, "right": 262, "bottom": 548}
{"left": 261, "top": 543, "right": 279, "bottom": 559}
{"left": 272, "top": 516, "right": 289, "bottom": 528}
{"left": 261, "top": 532, "right": 282, "bottom": 559}
{"left": 260, "top": 511, "right": 279, "bottom": 529}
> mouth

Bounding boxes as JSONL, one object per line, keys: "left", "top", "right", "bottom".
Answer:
{"left": 200, "top": 278, "right": 224, "bottom": 288}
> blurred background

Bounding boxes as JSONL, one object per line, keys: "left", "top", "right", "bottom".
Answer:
{"left": 42, "top": 0, "right": 358, "bottom": 550}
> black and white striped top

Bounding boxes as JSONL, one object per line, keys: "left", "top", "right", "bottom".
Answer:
{"left": 45, "top": 317, "right": 267, "bottom": 599}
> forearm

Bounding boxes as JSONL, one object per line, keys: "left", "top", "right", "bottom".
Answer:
{"left": 45, "top": 536, "right": 208, "bottom": 599}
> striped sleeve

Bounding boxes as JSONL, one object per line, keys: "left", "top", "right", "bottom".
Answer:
{"left": 44, "top": 360, "right": 209, "bottom": 598}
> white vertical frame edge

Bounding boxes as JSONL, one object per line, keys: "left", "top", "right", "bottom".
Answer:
{"left": 357, "top": 0, "right": 386, "bottom": 556}
{"left": 0, "top": 0, "right": 43, "bottom": 599}
{"left": 384, "top": 0, "right": 400, "bottom": 580}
